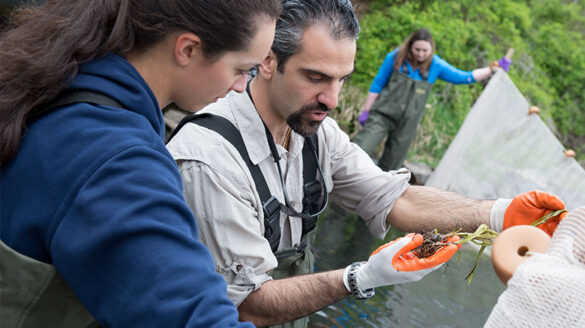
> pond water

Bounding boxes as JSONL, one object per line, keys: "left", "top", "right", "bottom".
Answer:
{"left": 308, "top": 204, "right": 506, "bottom": 328}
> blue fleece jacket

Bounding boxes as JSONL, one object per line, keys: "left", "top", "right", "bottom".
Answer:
{"left": 369, "top": 48, "right": 476, "bottom": 93}
{"left": 1, "top": 54, "right": 253, "bottom": 328}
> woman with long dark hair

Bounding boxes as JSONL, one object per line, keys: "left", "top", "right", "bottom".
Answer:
{"left": 353, "top": 28, "right": 510, "bottom": 171}
{"left": 0, "top": 0, "right": 280, "bottom": 326}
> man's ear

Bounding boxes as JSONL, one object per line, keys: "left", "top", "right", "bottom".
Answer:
{"left": 174, "top": 33, "right": 204, "bottom": 67}
{"left": 257, "top": 50, "right": 278, "bottom": 79}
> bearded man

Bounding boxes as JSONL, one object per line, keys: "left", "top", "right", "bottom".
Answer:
{"left": 166, "top": 1, "right": 565, "bottom": 327}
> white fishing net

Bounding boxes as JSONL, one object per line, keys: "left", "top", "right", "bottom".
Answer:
{"left": 425, "top": 69, "right": 585, "bottom": 326}
{"left": 484, "top": 206, "right": 585, "bottom": 327}
{"left": 425, "top": 69, "right": 585, "bottom": 211}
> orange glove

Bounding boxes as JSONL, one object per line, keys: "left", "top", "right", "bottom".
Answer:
{"left": 503, "top": 191, "right": 567, "bottom": 236}
{"left": 392, "top": 234, "right": 462, "bottom": 272}
{"left": 345, "top": 233, "right": 461, "bottom": 292}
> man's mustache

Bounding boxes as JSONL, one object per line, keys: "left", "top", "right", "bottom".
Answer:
{"left": 300, "top": 102, "right": 330, "bottom": 112}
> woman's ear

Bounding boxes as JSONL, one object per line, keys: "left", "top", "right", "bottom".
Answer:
{"left": 257, "top": 50, "right": 278, "bottom": 79}
{"left": 174, "top": 33, "right": 204, "bottom": 67}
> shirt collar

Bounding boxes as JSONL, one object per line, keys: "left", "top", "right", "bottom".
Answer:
{"left": 227, "top": 91, "right": 305, "bottom": 165}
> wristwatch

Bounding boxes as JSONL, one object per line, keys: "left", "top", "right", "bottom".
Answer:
{"left": 347, "top": 262, "right": 375, "bottom": 300}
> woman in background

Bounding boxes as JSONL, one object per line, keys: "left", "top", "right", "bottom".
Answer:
{"left": 353, "top": 28, "right": 510, "bottom": 171}
{"left": 0, "top": 0, "right": 279, "bottom": 327}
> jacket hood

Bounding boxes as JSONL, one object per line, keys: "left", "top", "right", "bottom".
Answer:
{"left": 68, "top": 54, "right": 165, "bottom": 138}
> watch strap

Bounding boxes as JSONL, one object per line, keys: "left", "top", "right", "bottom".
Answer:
{"left": 347, "top": 262, "right": 375, "bottom": 300}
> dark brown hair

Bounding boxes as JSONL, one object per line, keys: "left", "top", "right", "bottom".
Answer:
{"left": 272, "top": 0, "right": 359, "bottom": 73}
{"left": 0, "top": 0, "right": 281, "bottom": 166}
{"left": 393, "top": 28, "right": 435, "bottom": 74}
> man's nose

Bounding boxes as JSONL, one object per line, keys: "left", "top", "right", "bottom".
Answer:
{"left": 317, "top": 81, "right": 343, "bottom": 110}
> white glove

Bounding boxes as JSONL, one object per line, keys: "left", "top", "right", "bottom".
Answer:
{"left": 343, "top": 234, "right": 441, "bottom": 291}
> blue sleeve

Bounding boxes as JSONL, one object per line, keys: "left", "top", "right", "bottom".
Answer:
{"left": 433, "top": 55, "right": 476, "bottom": 84}
{"left": 369, "top": 49, "right": 399, "bottom": 93}
{"left": 49, "top": 145, "right": 253, "bottom": 328}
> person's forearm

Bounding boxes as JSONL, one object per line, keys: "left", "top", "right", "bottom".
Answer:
{"left": 472, "top": 67, "right": 493, "bottom": 82}
{"left": 238, "top": 269, "right": 348, "bottom": 326}
{"left": 363, "top": 92, "right": 380, "bottom": 112}
{"left": 387, "top": 185, "right": 495, "bottom": 233}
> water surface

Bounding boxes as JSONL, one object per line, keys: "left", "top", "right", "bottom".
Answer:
{"left": 308, "top": 204, "right": 505, "bottom": 327}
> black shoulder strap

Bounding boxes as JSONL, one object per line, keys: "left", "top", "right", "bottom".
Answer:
{"left": 168, "top": 113, "right": 322, "bottom": 253}
{"left": 301, "top": 134, "right": 320, "bottom": 236}
{"left": 27, "top": 90, "right": 124, "bottom": 123}
{"left": 302, "top": 136, "right": 318, "bottom": 183}
{"left": 168, "top": 113, "right": 282, "bottom": 252}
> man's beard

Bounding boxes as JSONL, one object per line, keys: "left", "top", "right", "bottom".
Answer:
{"left": 286, "top": 102, "right": 330, "bottom": 138}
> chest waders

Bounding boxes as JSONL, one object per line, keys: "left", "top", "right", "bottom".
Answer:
{"left": 352, "top": 71, "right": 432, "bottom": 171}
{"left": 262, "top": 227, "right": 318, "bottom": 328}
{"left": 169, "top": 113, "right": 324, "bottom": 328}
{"left": 1, "top": 241, "right": 98, "bottom": 328}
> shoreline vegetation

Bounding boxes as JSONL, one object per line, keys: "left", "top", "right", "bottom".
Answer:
{"left": 336, "top": 0, "right": 585, "bottom": 169}
{"left": 3, "top": 1, "right": 583, "bottom": 168}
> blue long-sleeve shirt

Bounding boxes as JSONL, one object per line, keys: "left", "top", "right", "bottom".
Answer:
{"left": 369, "top": 48, "right": 476, "bottom": 93}
{"left": 1, "top": 54, "right": 253, "bottom": 328}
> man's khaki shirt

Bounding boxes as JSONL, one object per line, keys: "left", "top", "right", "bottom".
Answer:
{"left": 167, "top": 91, "right": 410, "bottom": 306}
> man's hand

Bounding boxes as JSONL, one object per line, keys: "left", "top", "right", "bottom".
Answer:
{"left": 490, "top": 191, "right": 567, "bottom": 236}
{"left": 393, "top": 234, "right": 461, "bottom": 271}
{"left": 347, "top": 233, "right": 460, "bottom": 291}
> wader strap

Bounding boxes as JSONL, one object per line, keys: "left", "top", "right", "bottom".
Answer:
{"left": 168, "top": 113, "right": 282, "bottom": 252}
{"left": 301, "top": 136, "right": 320, "bottom": 236}
{"left": 27, "top": 90, "right": 125, "bottom": 123}
{"left": 168, "top": 113, "right": 321, "bottom": 253}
